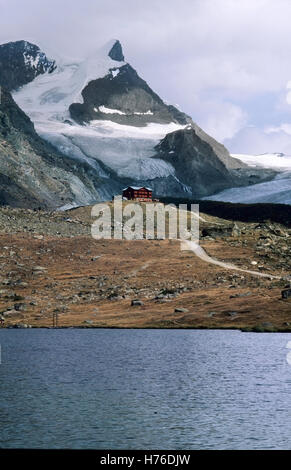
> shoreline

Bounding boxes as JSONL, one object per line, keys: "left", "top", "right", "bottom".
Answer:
{"left": 1, "top": 325, "right": 291, "bottom": 332}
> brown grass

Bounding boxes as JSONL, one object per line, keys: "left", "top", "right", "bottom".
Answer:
{"left": 0, "top": 233, "right": 290, "bottom": 331}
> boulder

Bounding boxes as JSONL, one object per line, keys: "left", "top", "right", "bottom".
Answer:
{"left": 131, "top": 300, "right": 144, "bottom": 306}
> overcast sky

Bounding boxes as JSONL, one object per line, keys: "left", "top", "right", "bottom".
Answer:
{"left": 2, "top": 0, "right": 291, "bottom": 154}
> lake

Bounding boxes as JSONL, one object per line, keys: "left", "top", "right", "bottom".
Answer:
{"left": 0, "top": 329, "right": 290, "bottom": 449}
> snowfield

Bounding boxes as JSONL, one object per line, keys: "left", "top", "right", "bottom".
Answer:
{"left": 97, "top": 106, "right": 154, "bottom": 116}
{"left": 232, "top": 153, "right": 291, "bottom": 170}
{"left": 14, "top": 40, "right": 126, "bottom": 122}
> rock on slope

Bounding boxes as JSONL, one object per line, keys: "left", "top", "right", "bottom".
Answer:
{"left": 154, "top": 127, "right": 234, "bottom": 196}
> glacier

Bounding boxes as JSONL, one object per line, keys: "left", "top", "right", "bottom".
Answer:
{"left": 204, "top": 153, "right": 291, "bottom": 204}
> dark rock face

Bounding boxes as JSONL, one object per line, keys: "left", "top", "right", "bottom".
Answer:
{"left": 0, "top": 84, "right": 36, "bottom": 136}
{"left": 0, "top": 40, "right": 56, "bottom": 91}
{"left": 153, "top": 126, "right": 276, "bottom": 197}
{"left": 189, "top": 121, "right": 245, "bottom": 170}
{"left": 69, "top": 63, "right": 191, "bottom": 126}
{"left": 108, "top": 40, "right": 125, "bottom": 62}
{"left": 154, "top": 127, "right": 234, "bottom": 197}
{"left": 0, "top": 88, "right": 122, "bottom": 208}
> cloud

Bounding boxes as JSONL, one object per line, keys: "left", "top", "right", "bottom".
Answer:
{"left": 2, "top": 0, "right": 291, "bottom": 147}
{"left": 286, "top": 81, "right": 291, "bottom": 105}
{"left": 225, "top": 125, "right": 291, "bottom": 155}
{"left": 195, "top": 100, "right": 248, "bottom": 142}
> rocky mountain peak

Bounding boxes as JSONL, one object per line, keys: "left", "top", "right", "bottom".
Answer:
{"left": 108, "top": 40, "right": 125, "bottom": 62}
{"left": 0, "top": 40, "right": 56, "bottom": 91}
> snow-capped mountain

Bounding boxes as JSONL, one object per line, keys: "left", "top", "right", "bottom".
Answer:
{"left": 0, "top": 40, "right": 56, "bottom": 91}
{"left": 0, "top": 39, "right": 277, "bottom": 208}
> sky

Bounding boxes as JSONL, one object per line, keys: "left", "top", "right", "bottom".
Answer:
{"left": 2, "top": 0, "right": 291, "bottom": 154}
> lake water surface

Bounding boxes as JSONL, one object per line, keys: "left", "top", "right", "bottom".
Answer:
{"left": 0, "top": 329, "right": 290, "bottom": 449}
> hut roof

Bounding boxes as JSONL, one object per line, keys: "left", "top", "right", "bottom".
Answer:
{"left": 122, "top": 186, "right": 153, "bottom": 191}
